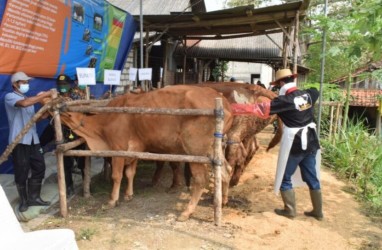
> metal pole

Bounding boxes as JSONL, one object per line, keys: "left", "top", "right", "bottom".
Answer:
{"left": 317, "top": 0, "right": 328, "bottom": 138}
{"left": 139, "top": 0, "right": 143, "bottom": 88}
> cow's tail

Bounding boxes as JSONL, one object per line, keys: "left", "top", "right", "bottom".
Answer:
{"left": 266, "top": 117, "right": 282, "bottom": 151}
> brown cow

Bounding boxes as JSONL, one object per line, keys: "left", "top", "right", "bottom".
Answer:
{"left": 153, "top": 83, "right": 282, "bottom": 188}
{"left": 194, "top": 83, "right": 282, "bottom": 186}
{"left": 55, "top": 85, "right": 233, "bottom": 221}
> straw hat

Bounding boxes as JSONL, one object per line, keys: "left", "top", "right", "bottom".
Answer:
{"left": 273, "top": 69, "right": 297, "bottom": 84}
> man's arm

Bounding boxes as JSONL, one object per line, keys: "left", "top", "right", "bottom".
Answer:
{"left": 15, "top": 91, "right": 52, "bottom": 107}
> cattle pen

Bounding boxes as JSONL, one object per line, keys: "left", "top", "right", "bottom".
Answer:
{"left": 0, "top": 89, "right": 227, "bottom": 226}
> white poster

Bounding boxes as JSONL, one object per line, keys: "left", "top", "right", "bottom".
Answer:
{"left": 76, "top": 68, "right": 96, "bottom": 85}
{"left": 138, "top": 68, "right": 152, "bottom": 81}
{"left": 104, "top": 70, "right": 121, "bottom": 85}
{"left": 129, "top": 67, "right": 138, "bottom": 81}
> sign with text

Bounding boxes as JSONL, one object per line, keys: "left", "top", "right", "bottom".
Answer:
{"left": 76, "top": 68, "right": 96, "bottom": 85}
{"left": 104, "top": 69, "right": 121, "bottom": 85}
{"left": 0, "top": 0, "right": 136, "bottom": 81}
{"left": 138, "top": 68, "right": 152, "bottom": 81}
{"left": 129, "top": 67, "right": 138, "bottom": 81}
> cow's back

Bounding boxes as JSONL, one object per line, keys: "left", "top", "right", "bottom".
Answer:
{"left": 99, "top": 85, "right": 233, "bottom": 156}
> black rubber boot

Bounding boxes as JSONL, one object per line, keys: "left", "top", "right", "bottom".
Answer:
{"left": 16, "top": 185, "right": 29, "bottom": 212}
{"left": 304, "top": 189, "right": 323, "bottom": 221}
{"left": 27, "top": 179, "right": 51, "bottom": 206}
{"left": 275, "top": 189, "right": 296, "bottom": 218}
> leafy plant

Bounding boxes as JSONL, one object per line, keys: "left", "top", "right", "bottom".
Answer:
{"left": 211, "top": 60, "right": 229, "bottom": 81}
{"left": 78, "top": 227, "right": 97, "bottom": 241}
{"left": 321, "top": 119, "right": 382, "bottom": 214}
{"left": 302, "top": 82, "right": 344, "bottom": 102}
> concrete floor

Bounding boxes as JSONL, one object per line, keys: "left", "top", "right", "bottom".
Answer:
{"left": 0, "top": 152, "right": 103, "bottom": 222}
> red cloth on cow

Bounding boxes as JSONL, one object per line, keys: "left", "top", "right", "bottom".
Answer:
{"left": 231, "top": 102, "right": 271, "bottom": 119}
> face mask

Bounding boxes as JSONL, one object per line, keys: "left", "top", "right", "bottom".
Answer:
{"left": 19, "top": 84, "right": 30, "bottom": 94}
{"left": 78, "top": 85, "right": 86, "bottom": 90}
{"left": 58, "top": 85, "right": 70, "bottom": 93}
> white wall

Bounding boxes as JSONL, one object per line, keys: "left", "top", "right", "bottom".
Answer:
{"left": 227, "top": 62, "right": 273, "bottom": 88}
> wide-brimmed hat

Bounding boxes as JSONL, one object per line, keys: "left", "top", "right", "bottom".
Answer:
{"left": 56, "top": 74, "right": 72, "bottom": 85}
{"left": 11, "top": 72, "right": 33, "bottom": 83}
{"left": 273, "top": 69, "right": 297, "bottom": 84}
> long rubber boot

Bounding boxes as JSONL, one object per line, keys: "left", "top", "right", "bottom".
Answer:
{"left": 16, "top": 185, "right": 29, "bottom": 212}
{"left": 275, "top": 189, "right": 296, "bottom": 218}
{"left": 27, "top": 179, "right": 51, "bottom": 206}
{"left": 304, "top": 189, "right": 323, "bottom": 220}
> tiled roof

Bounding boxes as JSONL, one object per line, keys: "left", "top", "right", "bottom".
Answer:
{"left": 348, "top": 89, "right": 382, "bottom": 107}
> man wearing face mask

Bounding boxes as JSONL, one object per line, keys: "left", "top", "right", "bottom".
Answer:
{"left": 4, "top": 72, "right": 52, "bottom": 212}
{"left": 40, "top": 74, "right": 86, "bottom": 197}
{"left": 230, "top": 68, "right": 323, "bottom": 221}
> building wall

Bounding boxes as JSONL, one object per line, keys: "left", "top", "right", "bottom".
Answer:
{"left": 227, "top": 62, "right": 273, "bottom": 88}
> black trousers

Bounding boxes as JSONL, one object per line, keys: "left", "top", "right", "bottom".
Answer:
{"left": 12, "top": 143, "right": 46, "bottom": 186}
{"left": 40, "top": 124, "right": 85, "bottom": 188}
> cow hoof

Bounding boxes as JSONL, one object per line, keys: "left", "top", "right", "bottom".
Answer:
{"left": 123, "top": 195, "right": 133, "bottom": 201}
{"left": 176, "top": 213, "right": 190, "bottom": 222}
{"left": 166, "top": 186, "right": 181, "bottom": 194}
{"left": 103, "top": 200, "right": 118, "bottom": 210}
{"left": 222, "top": 196, "right": 229, "bottom": 206}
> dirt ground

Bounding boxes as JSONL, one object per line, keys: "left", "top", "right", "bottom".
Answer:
{"left": 24, "top": 126, "right": 382, "bottom": 250}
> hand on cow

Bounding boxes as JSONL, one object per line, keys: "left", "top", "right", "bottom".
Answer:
{"left": 230, "top": 102, "right": 270, "bottom": 119}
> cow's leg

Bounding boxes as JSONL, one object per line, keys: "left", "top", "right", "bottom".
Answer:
{"left": 169, "top": 162, "right": 182, "bottom": 189}
{"left": 177, "top": 163, "right": 207, "bottom": 222}
{"left": 123, "top": 159, "right": 137, "bottom": 201}
{"left": 152, "top": 161, "right": 165, "bottom": 187}
{"left": 107, "top": 157, "right": 124, "bottom": 208}
{"left": 184, "top": 162, "right": 192, "bottom": 190}
{"left": 222, "top": 159, "right": 232, "bottom": 206}
{"left": 153, "top": 161, "right": 183, "bottom": 191}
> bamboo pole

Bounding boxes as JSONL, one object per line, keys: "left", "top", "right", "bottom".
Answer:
{"left": 329, "top": 105, "right": 334, "bottom": 141}
{"left": 213, "top": 98, "right": 224, "bottom": 226}
{"left": 56, "top": 138, "right": 85, "bottom": 152}
{"left": 51, "top": 90, "right": 68, "bottom": 217}
{"left": 64, "top": 150, "right": 210, "bottom": 164}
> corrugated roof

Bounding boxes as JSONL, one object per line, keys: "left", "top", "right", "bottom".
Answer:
{"left": 107, "top": 0, "right": 200, "bottom": 15}
{"left": 107, "top": 0, "right": 309, "bottom": 46}
{"left": 174, "top": 33, "right": 295, "bottom": 64}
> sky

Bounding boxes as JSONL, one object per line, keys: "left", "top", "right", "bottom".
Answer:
{"left": 205, "top": 0, "right": 283, "bottom": 12}
{"left": 205, "top": 0, "right": 224, "bottom": 11}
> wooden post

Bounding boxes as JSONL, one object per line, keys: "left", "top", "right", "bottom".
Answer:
{"left": 213, "top": 98, "right": 224, "bottom": 226}
{"left": 292, "top": 11, "right": 299, "bottom": 75}
{"left": 83, "top": 150, "right": 91, "bottom": 198}
{"left": 144, "top": 28, "right": 150, "bottom": 91}
{"left": 51, "top": 90, "right": 68, "bottom": 217}
{"left": 183, "top": 54, "right": 187, "bottom": 84}
{"left": 329, "top": 105, "right": 334, "bottom": 141}
{"left": 162, "top": 41, "right": 169, "bottom": 87}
